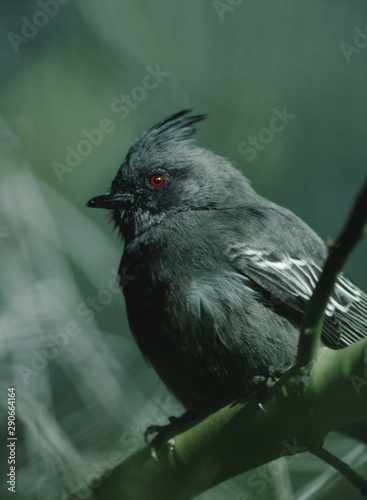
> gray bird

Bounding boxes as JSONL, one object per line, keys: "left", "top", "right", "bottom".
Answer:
{"left": 87, "top": 109, "right": 367, "bottom": 414}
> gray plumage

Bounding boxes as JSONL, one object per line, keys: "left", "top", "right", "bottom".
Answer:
{"left": 87, "top": 110, "right": 367, "bottom": 413}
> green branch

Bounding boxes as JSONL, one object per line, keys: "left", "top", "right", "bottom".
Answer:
{"left": 89, "top": 341, "right": 367, "bottom": 500}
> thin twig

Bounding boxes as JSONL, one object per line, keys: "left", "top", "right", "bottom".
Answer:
{"left": 310, "top": 446, "right": 367, "bottom": 496}
{"left": 297, "top": 177, "right": 367, "bottom": 366}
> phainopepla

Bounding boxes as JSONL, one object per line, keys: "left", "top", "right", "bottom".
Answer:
{"left": 87, "top": 109, "right": 367, "bottom": 414}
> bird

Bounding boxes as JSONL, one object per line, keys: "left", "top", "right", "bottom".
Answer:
{"left": 87, "top": 109, "right": 367, "bottom": 415}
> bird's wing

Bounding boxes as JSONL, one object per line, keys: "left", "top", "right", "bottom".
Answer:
{"left": 228, "top": 244, "right": 367, "bottom": 348}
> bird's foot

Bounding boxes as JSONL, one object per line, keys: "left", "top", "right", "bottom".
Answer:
{"left": 251, "top": 368, "right": 285, "bottom": 411}
{"left": 144, "top": 413, "right": 197, "bottom": 461}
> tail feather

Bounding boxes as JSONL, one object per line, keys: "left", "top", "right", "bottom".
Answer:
{"left": 323, "top": 274, "right": 367, "bottom": 348}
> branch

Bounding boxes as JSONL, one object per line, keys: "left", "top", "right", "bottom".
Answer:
{"left": 296, "top": 178, "right": 367, "bottom": 366}
{"left": 88, "top": 341, "right": 367, "bottom": 500}
{"left": 310, "top": 446, "right": 367, "bottom": 495}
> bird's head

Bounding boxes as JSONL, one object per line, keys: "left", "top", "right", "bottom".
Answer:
{"left": 87, "top": 109, "right": 255, "bottom": 239}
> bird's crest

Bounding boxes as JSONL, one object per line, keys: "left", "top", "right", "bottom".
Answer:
{"left": 147, "top": 109, "right": 206, "bottom": 139}
{"left": 127, "top": 109, "right": 206, "bottom": 159}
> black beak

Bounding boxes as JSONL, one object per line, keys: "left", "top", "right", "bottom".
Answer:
{"left": 86, "top": 193, "right": 133, "bottom": 209}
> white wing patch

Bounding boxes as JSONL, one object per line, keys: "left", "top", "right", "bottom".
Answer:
{"left": 228, "top": 244, "right": 363, "bottom": 318}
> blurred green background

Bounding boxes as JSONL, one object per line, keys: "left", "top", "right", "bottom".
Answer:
{"left": 0, "top": 1, "right": 366, "bottom": 499}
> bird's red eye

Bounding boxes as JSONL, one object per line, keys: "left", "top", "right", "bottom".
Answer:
{"left": 149, "top": 174, "right": 165, "bottom": 188}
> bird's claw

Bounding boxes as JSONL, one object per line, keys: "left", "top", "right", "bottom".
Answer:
{"left": 144, "top": 424, "right": 161, "bottom": 445}
{"left": 258, "top": 402, "right": 267, "bottom": 412}
{"left": 148, "top": 438, "right": 175, "bottom": 462}
{"left": 167, "top": 438, "right": 175, "bottom": 451}
{"left": 150, "top": 445, "right": 159, "bottom": 462}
